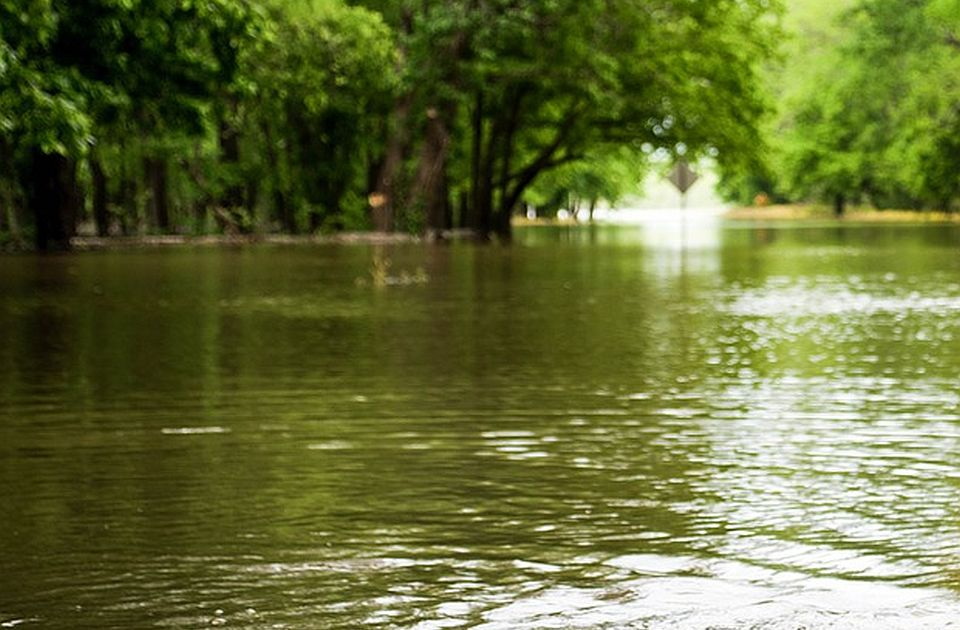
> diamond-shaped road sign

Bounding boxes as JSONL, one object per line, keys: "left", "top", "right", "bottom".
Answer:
{"left": 667, "top": 160, "right": 699, "bottom": 194}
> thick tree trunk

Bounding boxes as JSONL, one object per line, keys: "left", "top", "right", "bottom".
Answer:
{"left": 458, "top": 190, "right": 469, "bottom": 229}
{"left": 144, "top": 157, "right": 170, "bottom": 232}
{"left": 834, "top": 193, "right": 845, "bottom": 217}
{"left": 490, "top": 87, "right": 526, "bottom": 241}
{"left": 118, "top": 152, "right": 138, "bottom": 235}
{"left": 274, "top": 190, "right": 295, "bottom": 233}
{"left": 474, "top": 110, "right": 499, "bottom": 240}
{"left": 0, "top": 139, "right": 19, "bottom": 241}
{"left": 25, "top": 150, "right": 78, "bottom": 251}
{"left": 246, "top": 179, "right": 259, "bottom": 230}
{"left": 413, "top": 107, "right": 454, "bottom": 236}
{"left": 496, "top": 110, "right": 582, "bottom": 238}
{"left": 469, "top": 91, "right": 485, "bottom": 234}
{"left": 309, "top": 209, "right": 323, "bottom": 233}
{"left": 370, "top": 7, "right": 416, "bottom": 232}
{"left": 219, "top": 109, "right": 243, "bottom": 210}
{"left": 492, "top": 199, "right": 513, "bottom": 240}
{"left": 90, "top": 156, "right": 109, "bottom": 236}
{"left": 372, "top": 95, "right": 412, "bottom": 232}
{"left": 259, "top": 119, "right": 295, "bottom": 233}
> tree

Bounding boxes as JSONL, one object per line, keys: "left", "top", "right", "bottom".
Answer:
{"left": 743, "top": 0, "right": 960, "bottom": 213}
{"left": 245, "top": 1, "right": 396, "bottom": 233}
{"left": 0, "top": 0, "right": 258, "bottom": 249}
{"left": 356, "top": 0, "right": 780, "bottom": 239}
{"left": 525, "top": 146, "right": 650, "bottom": 221}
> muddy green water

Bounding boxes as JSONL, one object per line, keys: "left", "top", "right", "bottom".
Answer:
{"left": 3, "top": 219, "right": 960, "bottom": 628}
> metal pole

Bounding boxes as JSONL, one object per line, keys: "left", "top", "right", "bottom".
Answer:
{"left": 680, "top": 191, "right": 688, "bottom": 249}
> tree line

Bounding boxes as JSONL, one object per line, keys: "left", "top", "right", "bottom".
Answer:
{"left": 723, "top": 0, "right": 960, "bottom": 215}
{"left": 0, "top": 0, "right": 777, "bottom": 250}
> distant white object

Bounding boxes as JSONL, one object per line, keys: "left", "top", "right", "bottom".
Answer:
{"left": 557, "top": 209, "right": 570, "bottom": 220}
{"left": 526, "top": 206, "right": 537, "bottom": 219}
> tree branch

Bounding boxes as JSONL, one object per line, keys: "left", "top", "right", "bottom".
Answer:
{"left": 500, "top": 106, "right": 584, "bottom": 214}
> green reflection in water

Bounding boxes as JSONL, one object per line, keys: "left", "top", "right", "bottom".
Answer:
{"left": 2, "top": 222, "right": 960, "bottom": 628}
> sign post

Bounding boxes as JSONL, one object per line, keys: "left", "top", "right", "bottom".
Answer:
{"left": 666, "top": 160, "right": 699, "bottom": 251}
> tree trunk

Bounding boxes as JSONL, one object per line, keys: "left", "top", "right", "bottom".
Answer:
{"left": 490, "top": 87, "right": 526, "bottom": 241}
{"left": 0, "top": 139, "right": 19, "bottom": 242}
{"left": 144, "top": 157, "right": 170, "bottom": 232}
{"left": 309, "top": 209, "right": 323, "bottom": 233}
{"left": 90, "top": 156, "right": 110, "bottom": 236}
{"left": 458, "top": 190, "right": 469, "bottom": 229}
{"left": 372, "top": 94, "right": 412, "bottom": 232}
{"left": 260, "top": 118, "right": 294, "bottom": 233}
{"left": 219, "top": 108, "right": 243, "bottom": 210}
{"left": 274, "top": 190, "right": 295, "bottom": 233}
{"left": 413, "top": 106, "right": 454, "bottom": 236}
{"left": 473, "top": 108, "right": 501, "bottom": 240}
{"left": 469, "top": 91, "right": 485, "bottom": 234}
{"left": 834, "top": 193, "right": 845, "bottom": 217}
{"left": 245, "top": 179, "right": 259, "bottom": 231}
{"left": 370, "top": 8, "right": 415, "bottom": 232}
{"left": 25, "top": 150, "right": 78, "bottom": 251}
{"left": 492, "top": 198, "right": 513, "bottom": 240}
{"left": 588, "top": 198, "right": 597, "bottom": 222}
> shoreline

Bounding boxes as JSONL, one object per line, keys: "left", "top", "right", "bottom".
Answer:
{"left": 722, "top": 204, "right": 960, "bottom": 223}
{"left": 4, "top": 206, "right": 960, "bottom": 253}
{"left": 71, "top": 232, "right": 423, "bottom": 250}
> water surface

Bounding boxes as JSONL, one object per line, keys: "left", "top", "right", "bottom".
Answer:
{"left": 3, "top": 219, "right": 960, "bottom": 628}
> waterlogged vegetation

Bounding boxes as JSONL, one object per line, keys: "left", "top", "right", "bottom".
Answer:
{"left": 0, "top": 0, "right": 779, "bottom": 250}
{"left": 723, "top": 0, "right": 960, "bottom": 215}
{"left": 5, "top": 2, "right": 960, "bottom": 629}
{"left": 4, "top": 1, "right": 958, "bottom": 250}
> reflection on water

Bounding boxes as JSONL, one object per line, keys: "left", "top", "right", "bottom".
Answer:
{"left": 2, "top": 221, "right": 960, "bottom": 628}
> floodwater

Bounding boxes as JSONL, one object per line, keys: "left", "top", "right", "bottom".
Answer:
{"left": 3, "top": 217, "right": 960, "bottom": 628}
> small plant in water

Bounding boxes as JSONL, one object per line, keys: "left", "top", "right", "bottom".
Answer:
{"left": 370, "top": 255, "right": 391, "bottom": 287}
{"left": 356, "top": 256, "right": 429, "bottom": 287}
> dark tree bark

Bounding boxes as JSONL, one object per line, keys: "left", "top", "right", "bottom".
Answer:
{"left": 372, "top": 94, "right": 412, "bottom": 232}
{"left": 834, "top": 193, "right": 846, "bottom": 217}
{"left": 90, "top": 156, "right": 110, "bottom": 236}
{"left": 25, "top": 150, "right": 79, "bottom": 251}
{"left": 118, "top": 177, "right": 136, "bottom": 235}
{"left": 370, "top": 8, "right": 415, "bottom": 233}
{"left": 469, "top": 91, "right": 485, "bottom": 234}
{"left": 144, "top": 156, "right": 170, "bottom": 231}
{"left": 261, "top": 118, "right": 296, "bottom": 233}
{"left": 118, "top": 147, "right": 138, "bottom": 236}
{"left": 492, "top": 87, "right": 526, "bottom": 239}
{"left": 458, "top": 190, "right": 469, "bottom": 229}
{"left": 309, "top": 209, "right": 323, "bottom": 232}
{"left": 495, "top": 113, "right": 582, "bottom": 239}
{"left": 218, "top": 105, "right": 244, "bottom": 210}
{"left": 413, "top": 106, "right": 455, "bottom": 236}
{"left": 0, "top": 138, "right": 19, "bottom": 241}
{"left": 273, "top": 189, "right": 294, "bottom": 233}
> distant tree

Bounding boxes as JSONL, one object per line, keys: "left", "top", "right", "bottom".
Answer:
{"left": 745, "top": 0, "right": 960, "bottom": 213}
{"left": 525, "top": 146, "right": 650, "bottom": 221}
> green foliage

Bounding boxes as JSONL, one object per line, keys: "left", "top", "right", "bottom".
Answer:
{"left": 736, "top": 0, "right": 960, "bottom": 211}
{"left": 2, "top": 0, "right": 783, "bottom": 247}
{"left": 245, "top": 1, "right": 396, "bottom": 231}
{"left": 354, "top": 0, "right": 780, "bottom": 235}
{"left": 526, "top": 146, "right": 650, "bottom": 214}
